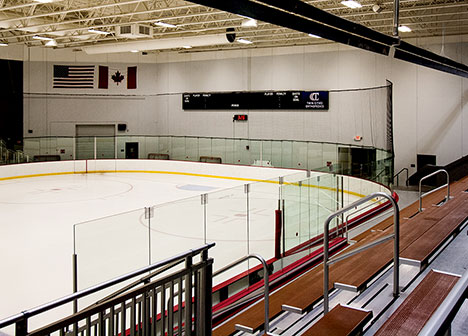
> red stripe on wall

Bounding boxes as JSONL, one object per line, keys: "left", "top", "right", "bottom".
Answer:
{"left": 127, "top": 66, "right": 137, "bottom": 89}
{"left": 98, "top": 66, "right": 108, "bottom": 89}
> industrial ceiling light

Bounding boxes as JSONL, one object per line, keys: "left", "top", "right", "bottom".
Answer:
{"left": 182, "top": 45, "right": 192, "bottom": 49}
{"left": 34, "top": 0, "right": 55, "bottom": 3}
{"left": 0, "top": 42, "right": 8, "bottom": 46}
{"left": 33, "top": 35, "right": 54, "bottom": 41}
{"left": 341, "top": 0, "right": 362, "bottom": 9}
{"left": 82, "top": 33, "right": 235, "bottom": 54}
{"left": 398, "top": 25, "right": 412, "bottom": 32}
{"left": 237, "top": 38, "right": 253, "bottom": 44}
{"left": 130, "top": 49, "right": 139, "bottom": 53}
{"left": 241, "top": 18, "right": 258, "bottom": 28}
{"left": 154, "top": 21, "right": 177, "bottom": 28}
{"left": 308, "top": 34, "right": 321, "bottom": 38}
{"left": 88, "top": 28, "right": 109, "bottom": 35}
{"left": 372, "top": 4, "right": 383, "bottom": 13}
{"left": 45, "top": 39, "right": 57, "bottom": 47}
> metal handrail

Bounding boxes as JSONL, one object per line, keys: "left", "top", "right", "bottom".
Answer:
{"left": 393, "top": 167, "right": 408, "bottom": 186}
{"left": 213, "top": 254, "right": 271, "bottom": 335}
{"left": 418, "top": 169, "right": 450, "bottom": 212}
{"left": 344, "top": 208, "right": 393, "bottom": 242}
{"left": 323, "top": 192, "right": 399, "bottom": 314}
{"left": 419, "top": 269, "right": 468, "bottom": 336}
{"left": 0, "top": 243, "right": 215, "bottom": 329}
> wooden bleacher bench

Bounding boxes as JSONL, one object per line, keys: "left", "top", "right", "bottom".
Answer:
{"left": 33, "top": 154, "right": 61, "bottom": 162}
{"left": 375, "top": 270, "right": 459, "bottom": 335}
{"left": 400, "top": 199, "right": 468, "bottom": 268}
{"left": 200, "top": 156, "right": 222, "bottom": 163}
{"left": 212, "top": 177, "right": 468, "bottom": 336}
{"left": 301, "top": 304, "right": 372, "bottom": 336}
{"left": 147, "top": 153, "right": 169, "bottom": 160}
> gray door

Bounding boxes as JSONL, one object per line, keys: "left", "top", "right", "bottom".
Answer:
{"left": 76, "top": 125, "right": 116, "bottom": 160}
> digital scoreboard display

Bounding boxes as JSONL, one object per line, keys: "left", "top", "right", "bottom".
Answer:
{"left": 182, "top": 91, "right": 329, "bottom": 110}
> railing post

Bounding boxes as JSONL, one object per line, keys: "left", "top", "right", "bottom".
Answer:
{"left": 15, "top": 317, "right": 27, "bottom": 336}
{"left": 185, "top": 255, "right": 193, "bottom": 336}
{"left": 72, "top": 253, "right": 78, "bottom": 313}
{"left": 201, "top": 250, "right": 212, "bottom": 336}
{"left": 418, "top": 169, "right": 450, "bottom": 212}
{"left": 324, "top": 192, "right": 399, "bottom": 314}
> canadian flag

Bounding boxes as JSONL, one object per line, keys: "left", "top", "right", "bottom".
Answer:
{"left": 98, "top": 66, "right": 137, "bottom": 89}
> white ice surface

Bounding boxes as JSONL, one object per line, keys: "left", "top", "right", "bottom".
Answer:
{"left": 0, "top": 162, "right": 302, "bottom": 331}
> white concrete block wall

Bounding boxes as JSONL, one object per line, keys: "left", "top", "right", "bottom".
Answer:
{"left": 17, "top": 40, "right": 468, "bottom": 177}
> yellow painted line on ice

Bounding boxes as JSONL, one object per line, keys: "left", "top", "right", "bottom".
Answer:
{"left": 0, "top": 169, "right": 366, "bottom": 198}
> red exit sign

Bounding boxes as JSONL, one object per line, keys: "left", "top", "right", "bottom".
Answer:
{"left": 233, "top": 114, "right": 248, "bottom": 121}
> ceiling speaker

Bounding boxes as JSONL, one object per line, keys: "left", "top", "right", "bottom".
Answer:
{"left": 226, "top": 28, "right": 236, "bottom": 43}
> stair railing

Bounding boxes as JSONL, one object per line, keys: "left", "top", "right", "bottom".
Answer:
{"left": 323, "top": 192, "right": 400, "bottom": 314}
{"left": 212, "top": 253, "right": 271, "bottom": 335}
{"left": 418, "top": 169, "right": 450, "bottom": 212}
{"left": 393, "top": 167, "right": 409, "bottom": 186}
{"left": 0, "top": 243, "right": 215, "bottom": 336}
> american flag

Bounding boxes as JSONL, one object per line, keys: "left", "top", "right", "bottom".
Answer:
{"left": 53, "top": 65, "right": 95, "bottom": 89}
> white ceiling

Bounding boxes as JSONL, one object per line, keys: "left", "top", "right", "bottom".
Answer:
{"left": 0, "top": 0, "right": 467, "bottom": 54}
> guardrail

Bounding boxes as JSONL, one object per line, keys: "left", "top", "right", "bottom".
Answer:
{"left": 212, "top": 254, "right": 271, "bottom": 335}
{"left": 393, "top": 167, "right": 408, "bottom": 187}
{"left": 0, "top": 243, "right": 215, "bottom": 336}
{"left": 418, "top": 169, "right": 450, "bottom": 212}
{"left": 323, "top": 192, "right": 400, "bottom": 314}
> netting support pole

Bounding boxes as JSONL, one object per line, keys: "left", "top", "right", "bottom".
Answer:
{"left": 393, "top": 0, "right": 400, "bottom": 37}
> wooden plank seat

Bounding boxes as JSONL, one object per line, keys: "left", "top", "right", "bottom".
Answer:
{"left": 375, "top": 270, "right": 459, "bottom": 335}
{"left": 400, "top": 199, "right": 468, "bottom": 267}
{"left": 301, "top": 305, "right": 372, "bottom": 336}
{"left": 212, "top": 178, "right": 468, "bottom": 336}
{"left": 335, "top": 191, "right": 468, "bottom": 290}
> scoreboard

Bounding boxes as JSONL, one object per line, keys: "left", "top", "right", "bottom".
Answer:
{"left": 182, "top": 91, "right": 329, "bottom": 110}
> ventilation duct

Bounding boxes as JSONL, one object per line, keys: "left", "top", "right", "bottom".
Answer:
{"left": 115, "top": 24, "right": 153, "bottom": 38}
{"left": 82, "top": 33, "right": 234, "bottom": 54}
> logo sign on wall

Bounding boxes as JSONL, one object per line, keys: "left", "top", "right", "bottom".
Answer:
{"left": 183, "top": 90, "right": 329, "bottom": 110}
{"left": 301, "top": 91, "right": 329, "bottom": 110}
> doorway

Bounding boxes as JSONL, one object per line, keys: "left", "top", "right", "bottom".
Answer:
{"left": 75, "top": 125, "right": 116, "bottom": 160}
{"left": 125, "top": 142, "right": 139, "bottom": 159}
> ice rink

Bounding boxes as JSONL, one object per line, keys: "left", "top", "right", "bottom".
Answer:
{"left": 0, "top": 159, "right": 375, "bottom": 331}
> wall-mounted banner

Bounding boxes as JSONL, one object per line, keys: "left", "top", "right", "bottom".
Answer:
{"left": 53, "top": 65, "right": 95, "bottom": 89}
{"left": 98, "top": 66, "right": 137, "bottom": 89}
{"left": 183, "top": 90, "right": 329, "bottom": 110}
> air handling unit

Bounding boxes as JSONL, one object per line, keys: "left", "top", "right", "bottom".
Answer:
{"left": 115, "top": 24, "right": 153, "bottom": 38}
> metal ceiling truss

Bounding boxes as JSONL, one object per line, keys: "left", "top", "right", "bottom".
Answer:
{"left": 0, "top": 0, "right": 466, "bottom": 76}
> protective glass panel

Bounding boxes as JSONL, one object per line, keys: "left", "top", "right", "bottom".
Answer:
{"left": 185, "top": 137, "right": 199, "bottom": 162}
{"left": 224, "top": 138, "right": 235, "bottom": 164}
{"left": 75, "top": 137, "right": 95, "bottom": 160}
{"left": 270, "top": 140, "right": 283, "bottom": 167}
{"left": 145, "top": 136, "right": 160, "bottom": 159}
{"left": 198, "top": 137, "right": 212, "bottom": 159}
{"left": 233, "top": 139, "right": 250, "bottom": 165}
{"left": 211, "top": 138, "right": 226, "bottom": 163}
{"left": 322, "top": 143, "right": 338, "bottom": 172}
{"left": 260, "top": 140, "right": 273, "bottom": 167}
{"left": 249, "top": 140, "right": 262, "bottom": 166}
{"left": 205, "top": 186, "right": 248, "bottom": 285}
{"left": 171, "top": 137, "right": 186, "bottom": 160}
{"left": 74, "top": 208, "right": 148, "bottom": 290}
{"left": 96, "top": 136, "right": 115, "bottom": 159}
{"left": 248, "top": 178, "right": 280, "bottom": 259}
{"left": 281, "top": 141, "right": 293, "bottom": 168}
{"left": 151, "top": 196, "right": 205, "bottom": 264}
{"left": 292, "top": 141, "right": 307, "bottom": 169}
